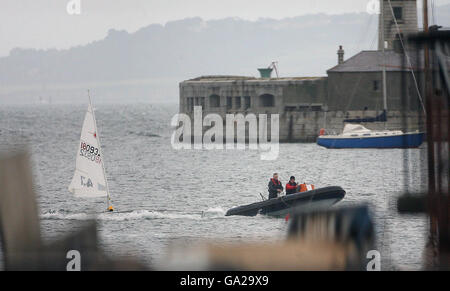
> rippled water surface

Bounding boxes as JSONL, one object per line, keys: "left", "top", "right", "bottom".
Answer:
{"left": 0, "top": 104, "right": 428, "bottom": 270}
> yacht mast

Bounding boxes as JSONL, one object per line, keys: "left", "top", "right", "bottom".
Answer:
{"left": 381, "top": 0, "right": 388, "bottom": 128}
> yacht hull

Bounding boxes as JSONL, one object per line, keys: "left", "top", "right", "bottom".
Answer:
{"left": 317, "top": 132, "right": 424, "bottom": 149}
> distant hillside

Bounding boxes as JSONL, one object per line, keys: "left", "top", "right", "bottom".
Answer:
{"left": 1, "top": 5, "right": 449, "bottom": 104}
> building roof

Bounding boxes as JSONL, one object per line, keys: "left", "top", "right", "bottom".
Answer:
{"left": 327, "top": 50, "right": 422, "bottom": 73}
{"left": 184, "top": 75, "right": 325, "bottom": 83}
{"left": 187, "top": 75, "right": 256, "bottom": 81}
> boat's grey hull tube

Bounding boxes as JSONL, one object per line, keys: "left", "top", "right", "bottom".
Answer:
{"left": 225, "top": 186, "right": 346, "bottom": 217}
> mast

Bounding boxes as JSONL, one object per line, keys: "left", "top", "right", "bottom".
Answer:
{"left": 87, "top": 90, "right": 113, "bottom": 211}
{"left": 422, "top": 0, "right": 438, "bottom": 246}
{"left": 381, "top": 0, "right": 388, "bottom": 128}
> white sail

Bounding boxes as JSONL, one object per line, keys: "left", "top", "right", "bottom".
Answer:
{"left": 68, "top": 103, "right": 108, "bottom": 198}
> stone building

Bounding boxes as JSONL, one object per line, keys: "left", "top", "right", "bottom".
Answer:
{"left": 378, "top": 0, "right": 418, "bottom": 50}
{"left": 326, "top": 50, "right": 422, "bottom": 112}
{"left": 178, "top": 0, "right": 424, "bottom": 142}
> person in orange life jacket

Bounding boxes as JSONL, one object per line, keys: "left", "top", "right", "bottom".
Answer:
{"left": 285, "top": 176, "right": 300, "bottom": 195}
{"left": 268, "top": 173, "right": 283, "bottom": 199}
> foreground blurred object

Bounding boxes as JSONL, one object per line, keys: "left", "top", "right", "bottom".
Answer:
{"left": 288, "top": 205, "right": 375, "bottom": 269}
{"left": 0, "top": 151, "right": 147, "bottom": 270}
{"left": 0, "top": 151, "right": 41, "bottom": 269}
{"left": 163, "top": 205, "right": 374, "bottom": 270}
{"left": 414, "top": 28, "right": 450, "bottom": 270}
{"left": 397, "top": 27, "right": 450, "bottom": 270}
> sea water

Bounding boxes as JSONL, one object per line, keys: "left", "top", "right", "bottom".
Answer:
{"left": 0, "top": 103, "right": 428, "bottom": 270}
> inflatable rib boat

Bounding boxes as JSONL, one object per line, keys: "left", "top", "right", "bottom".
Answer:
{"left": 225, "top": 186, "right": 345, "bottom": 217}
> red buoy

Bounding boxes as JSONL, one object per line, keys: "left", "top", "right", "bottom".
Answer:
{"left": 285, "top": 213, "right": 290, "bottom": 222}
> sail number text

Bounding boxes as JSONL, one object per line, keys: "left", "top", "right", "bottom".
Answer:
{"left": 80, "top": 141, "right": 102, "bottom": 163}
{"left": 80, "top": 176, "right": 93, "bottom": 188}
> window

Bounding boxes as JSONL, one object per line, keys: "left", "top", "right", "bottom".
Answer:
{"left": 187, "top": 97, "right": 194, "bottom": 112}
{"left": 234, "top": 97, "right": 241, "bottom": 109}
{"left": 209, "top": 94, "right": 220, "bottom": 107}
{"left": 393, "top": 33, "right": 404, "bottom": 52}
{"left": 200, "top": 97, "right": 205, "bottom": 110}
{"left": 393, "top": 7, "right": 402, "bottom": 21}
{"left": 244, "top": 96, "right": 251, "bottom": 109}
{"left": 373, "top": 80, "right": 380, "bottom": 91}
{"left": 226, "top": 97, "right": 232, "bottom": 109}
{"left": 298, "top": 105, "right": 310, "bottom": 112}
{"left": 395, "top": 33, "right": 404, "bottom": 41}
{"left": 259, "top": 94, "right": 275, "bottom": 107}
{"left": 284, "top": 106, "right": 296, "bottom": 112}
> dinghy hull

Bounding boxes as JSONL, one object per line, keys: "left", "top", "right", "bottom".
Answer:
{"left": 225, "top": 186, "right": 346, "bottom": 217}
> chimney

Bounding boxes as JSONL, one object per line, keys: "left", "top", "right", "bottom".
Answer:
{"left": 337, "top": 45, "right": 344, "bottom": 65}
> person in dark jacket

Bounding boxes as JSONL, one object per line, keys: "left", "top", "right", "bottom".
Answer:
{"left": 268, "top": 173, "right": 283, "bottom": 199}
{"left": 285, "top": 176, "right": 300, "bottom": 195}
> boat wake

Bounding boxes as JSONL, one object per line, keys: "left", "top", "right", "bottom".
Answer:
{"left": 201, "top": 207, "right": 226, "bottom": 217}
{"left": 127, "top": 130, "right": 161, "bottom": 138}
{"left": 41, "top": 207, "right": 226, "bottom": 221}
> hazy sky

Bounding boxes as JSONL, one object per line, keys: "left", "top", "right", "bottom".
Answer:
{"left": 1, "top": 0, "right": 449, "bottom": 57}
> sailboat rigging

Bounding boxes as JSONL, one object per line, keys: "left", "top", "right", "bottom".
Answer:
{"left": 317, "top": 1, "right": 425, "bottom": 149}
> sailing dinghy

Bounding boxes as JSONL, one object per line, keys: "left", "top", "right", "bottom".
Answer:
{"left": 68, "top": 93, "right": 114, "bottom": 212}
